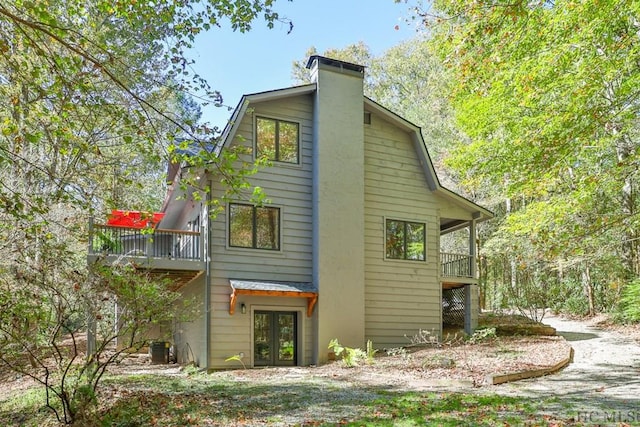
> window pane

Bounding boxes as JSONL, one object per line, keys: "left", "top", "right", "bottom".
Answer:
{"left": 406, "top": 222, "right": 425, "bottom": 260}
{"left": 255, "top": 207, "right": 280, "bottom": 250}
{"left": 386, "top": 219, "right": 405, "bottom": 259}
{"left": 256, "top": 117, "right": 276, "bottom": 160}
{"left": 229, "top": 204, "right": 254, "bottom": 248}
{"left": 278, "top": 121, "right": 299, "bottom": 163}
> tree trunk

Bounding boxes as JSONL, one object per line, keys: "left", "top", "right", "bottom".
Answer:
{"left": 617, "top": 139, "right": 637, "bottom": 279}
{"left": 506, "top": 197, "right": 518, "bottom": 298}
{"left": 581, "top": 263, "right": 595, "bottom": 316}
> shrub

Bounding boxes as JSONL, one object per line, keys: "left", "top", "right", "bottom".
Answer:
{"left": 619, "top": 279, "right": 640, "bottom": 323}
{"left": 468, "top": 327, "right": 497, "bottom": 344}
{"left": 328, "top": 339, "right": 368, "bottom": 368}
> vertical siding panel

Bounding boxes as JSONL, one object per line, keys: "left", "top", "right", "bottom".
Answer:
{"left": 174, "top": 276, "right": 206, "bottom": 366}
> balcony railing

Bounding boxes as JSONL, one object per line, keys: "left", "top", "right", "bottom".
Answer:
{"left": 440, "top": 252, "right": 473, "bottom": 279}
{"left": 88, "top": 223, "right": 204, "bottom": 270}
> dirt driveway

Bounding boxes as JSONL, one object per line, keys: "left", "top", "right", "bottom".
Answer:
{"left": 491, "top": 314, "right": 640, "bottom": 423}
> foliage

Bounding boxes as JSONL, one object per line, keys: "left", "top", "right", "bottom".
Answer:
{"left": 0, "top": 1, "right": 291, "bottom": 424}
{"left": 410, "top": 0, "right": 640, "bottom": 315}
{"left": 359, "top": 392, "right": 547, "bottom": 426}
{"left": 365, "top": 339, "right": 378, "bottom": 365}
{"left": 224, "top": 353, "right": 247, "bottom": 369}
{"left": 91, "top": 230, "right": 123, "bottom": 253}
{"left": 618, "top": 279, "right": 640, "bottom": 323}
{"left": 0, "top": 260, "right": 198, "bottom": 424}
{"left": 405, "top": 328, "right": 441, "bottom": 347}
{"left": 385, "top": 347, "right": 410, "bottom": 361}
{"left": 328, "top": 338, "right": 368, "bottom": 368}
{"left": 467, "top": 327, "right": 496, "bottom": 345}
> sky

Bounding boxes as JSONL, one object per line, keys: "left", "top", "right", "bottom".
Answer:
{"left": 187, "top": 1, "right": 419, "bottom": 127}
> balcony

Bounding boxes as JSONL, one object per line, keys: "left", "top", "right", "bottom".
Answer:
{"left": 440, "top": 252, "right": 475, "bottom": 288}
{"left": 87, "top": 222, "right": 205, "bottom": 289}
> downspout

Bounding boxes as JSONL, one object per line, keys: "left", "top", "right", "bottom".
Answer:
{"left": 204, "top": 180, "right": 212, "bottom": 370}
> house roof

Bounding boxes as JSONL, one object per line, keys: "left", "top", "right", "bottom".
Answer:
{"left": 229, "top": 279, "right": 317, "bottom": 293}
{"left": 161, "top": 72, "right": 493, "bottom": 228}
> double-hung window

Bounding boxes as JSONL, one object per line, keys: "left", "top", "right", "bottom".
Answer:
{"left": 229, "top": 203, "right": 280, "bottom": 250}
{"left": 385, "top": 219, "right": 426, "bottom": 261}
{"left": 256, "top": 116, "right": 299, "bottom": 164}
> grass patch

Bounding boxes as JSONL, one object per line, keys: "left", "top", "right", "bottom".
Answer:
{"left": 348, "top": 392, "right": 562, "bottom": 426}
{"left": 0, "top": 387, "right": 53, "bottom": 426}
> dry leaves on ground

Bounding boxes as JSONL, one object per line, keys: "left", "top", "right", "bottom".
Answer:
{"left": 224, "top": 335, "right": 572, "bottom": 390}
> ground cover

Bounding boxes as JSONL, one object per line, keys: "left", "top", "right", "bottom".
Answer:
{"left": 0, "top": 366, "right": 576, "bottom": 426}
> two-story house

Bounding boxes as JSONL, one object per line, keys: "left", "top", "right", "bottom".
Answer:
{"left": 88, "top": 56, "right": 492, "bottom": 369}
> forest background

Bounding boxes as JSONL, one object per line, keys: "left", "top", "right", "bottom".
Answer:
{"left": 0, "top": 0, "right": 639, "bottom": 422}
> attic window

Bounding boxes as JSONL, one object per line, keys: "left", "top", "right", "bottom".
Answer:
{"left": 256, "top": 117, "right": 299, "bottom": 164}
{"left": 364, "top": 111, "right": 371, "bottom": 124}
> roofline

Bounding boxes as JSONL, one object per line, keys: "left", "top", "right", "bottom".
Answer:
{"left": 437, "top": 185, "right": 494, "bottom": 221}
{"left": 218, "top": 84, "right": 316, "bottom": 154}
{"left": 364, "top": 97, "right": 493, "bottom": 221}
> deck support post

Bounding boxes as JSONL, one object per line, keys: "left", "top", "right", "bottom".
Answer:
{"left": 465, "top": 217, "right": 479, "bottom": 335}
{"left": 464, "top": 284, "right": 478, "bottom": 335}
{"left": 469, "top": 217, "right": 477, "bottom": 279}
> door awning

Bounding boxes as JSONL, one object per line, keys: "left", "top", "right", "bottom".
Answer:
{"left": 229, "top": 279, "right": 318, "bottom": 317}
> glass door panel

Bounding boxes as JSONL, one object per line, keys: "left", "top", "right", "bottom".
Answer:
{"left": 254, "top": 312, "right": 272, "bottom": 365}
{"left": 254, "top": 311, "right": 297, "bottom": 366}
{"left": 277, "top": 313, "right": 295, "bottom": 363}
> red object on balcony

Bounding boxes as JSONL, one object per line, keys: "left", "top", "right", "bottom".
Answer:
{"left": 106, "top": 210, "right": 165, "bottom": 228}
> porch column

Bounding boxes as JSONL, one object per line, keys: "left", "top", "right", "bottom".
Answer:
{"left": 464, "top": 218, "right": 478, "bottom": 334}
{"left": 469, "top": 217, "right": 477, "bottom": 279}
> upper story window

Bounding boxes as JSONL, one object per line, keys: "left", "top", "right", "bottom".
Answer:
{"left": 256, "top": 116, "right": 299, "bottom": 164}
{"left": 229, "top": 203, "right": 280, "bottom": 250}
{"left": 385, "top": 219, "right": 425, "bottom": 261}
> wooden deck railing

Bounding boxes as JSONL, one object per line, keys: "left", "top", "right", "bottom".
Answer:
{"left": 88, "top": 223, "right": 203, "bottom": 262}
{"left": 440, "top": 252, "right": 473, "bottom": 278}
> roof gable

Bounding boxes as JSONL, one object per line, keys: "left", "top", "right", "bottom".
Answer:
{"left": 217, "top": 83, "right": 492, "bottom": 223}
{"left": 364, "top": 97, "right": 492, "bottom": 222}
{"left": 219, "top": 84, "right": 316, "bottom": 155}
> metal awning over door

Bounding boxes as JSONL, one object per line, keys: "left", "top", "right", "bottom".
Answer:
{"left": 228, "top": 279, "right": 318, "bottom": 317}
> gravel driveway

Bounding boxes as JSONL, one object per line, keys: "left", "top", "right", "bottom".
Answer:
{"left": 491, "top": 314, "right": 640, "bottom": 424}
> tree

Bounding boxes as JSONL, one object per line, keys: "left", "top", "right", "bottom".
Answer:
{"left": 0, "top": 0, "right": 289, "bottom": 423}
{"left": 417, "top": 0, "right": 640, "bottom": 314}
{"left": 293, "top": 39, "right": 466, "bottom": 180}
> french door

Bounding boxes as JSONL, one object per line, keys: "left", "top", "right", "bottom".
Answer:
{"left": 254, "top": 311, "right": 297, "bottom": 366}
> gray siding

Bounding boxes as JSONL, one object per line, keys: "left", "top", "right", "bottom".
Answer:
{"left": 364, "top": 113, "right": 442, "bottom": 348}
{"left": 209, "top": 94, "right": 315, "bottom": 368}
{"left": 174, "top": 275, "right": 206, "bottom": 366}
